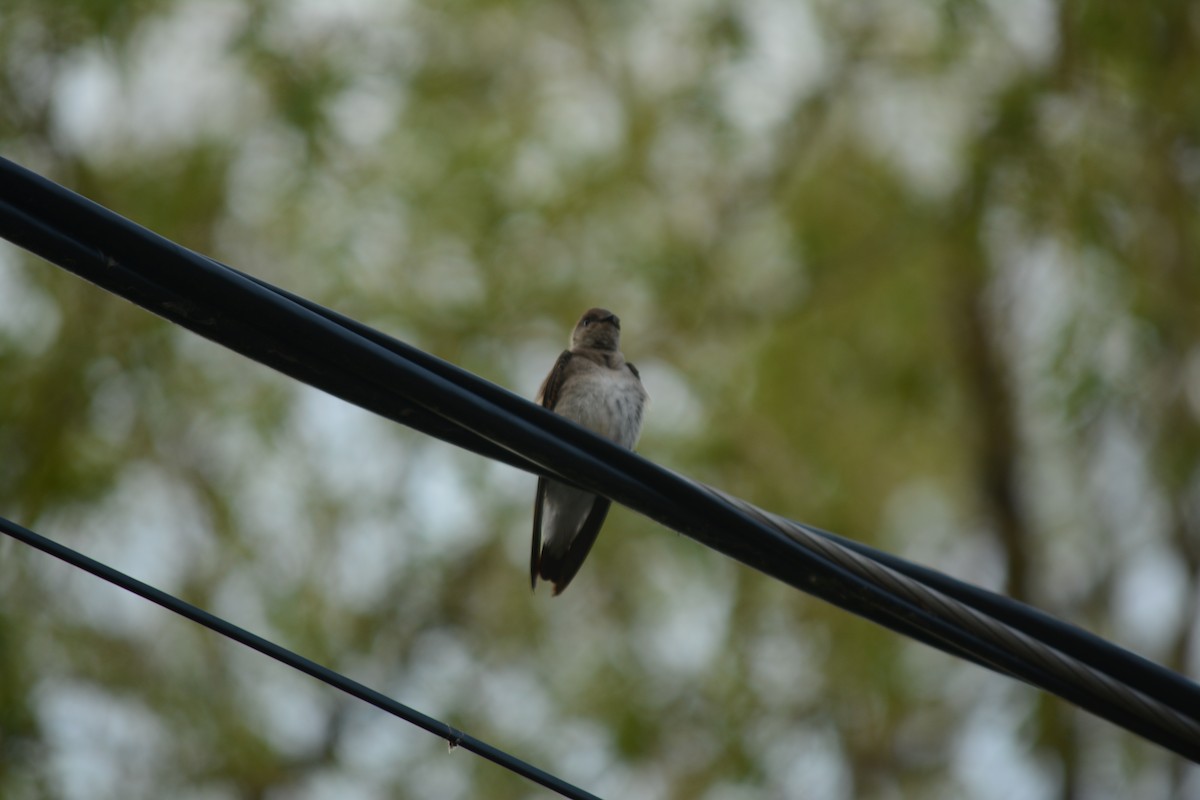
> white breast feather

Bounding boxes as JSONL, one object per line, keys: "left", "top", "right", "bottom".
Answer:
{"left": 556, "top": 365, "right": 646, "bottom": 449}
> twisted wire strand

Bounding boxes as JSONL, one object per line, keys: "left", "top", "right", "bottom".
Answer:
{"left": 709, "top": 485, "right": 1200, "bottom": 750}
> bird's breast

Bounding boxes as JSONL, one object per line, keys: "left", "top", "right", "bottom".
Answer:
{"left": 556, "top": 366, "right": 647, "bottom": 449}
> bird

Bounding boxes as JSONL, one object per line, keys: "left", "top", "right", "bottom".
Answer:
{"left": 531, "top": 307, "right": 648, "bottom": 595}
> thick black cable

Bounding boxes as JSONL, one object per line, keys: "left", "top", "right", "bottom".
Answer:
{"left": 0, "top": 179, "right": 520, "bottom": 473}
{"left": 1, "top": 157, "right": 1198, "bottom": 760}
{"left": 224, "top": 257, "right": 1200, "bottom": 746}
{"left": 2, "top": 156, "right": 1196, "bottom": 756}
{"left": 795, "top": 521, "right": 1200, "bottom": 722}
{"left": 240, "top": 263, "right": 1200, "bottom": 724}
{"left": 0, "top": 515, "right": 600, "bottom": 800}
{"left": 0, "top": 159, "right": 1024, "bottom": 670}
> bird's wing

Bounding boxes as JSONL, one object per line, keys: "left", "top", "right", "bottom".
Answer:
{"left": 537, "top": 350, "right": 574, "bottom": 410}
{"left": 531, "top": 350, "right": 574, "bottom": 590}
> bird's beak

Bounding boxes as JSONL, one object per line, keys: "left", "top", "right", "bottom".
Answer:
{"left": 604, "top": 314, "right": 620, "bottom": 329}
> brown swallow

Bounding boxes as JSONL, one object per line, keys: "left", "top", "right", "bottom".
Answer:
{"left": 531, "top": 308, "right": 648, "bottom": 594}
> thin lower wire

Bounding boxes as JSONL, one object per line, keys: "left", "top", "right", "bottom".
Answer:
{"left": 0, "top": 515, "right": 601, "bottom": 800}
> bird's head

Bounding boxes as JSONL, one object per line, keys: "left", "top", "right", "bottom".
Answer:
{"left": 571, "top": 307, "right": 621, "bottom": 351}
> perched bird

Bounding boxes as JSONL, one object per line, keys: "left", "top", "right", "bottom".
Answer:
{"left": 531, "top": 307, "right": 648, "bottom": 595}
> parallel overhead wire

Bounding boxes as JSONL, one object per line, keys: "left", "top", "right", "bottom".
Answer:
{"left": 1, "top": 156, "right": 1197, "bottom": 764}
{"left": 0, "top": 516, "right": 600, "bottom": 800}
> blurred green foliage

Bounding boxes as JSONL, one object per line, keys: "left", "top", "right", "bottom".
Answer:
{"left": 1, "top": 0, "right": 1198, "bottom": 798}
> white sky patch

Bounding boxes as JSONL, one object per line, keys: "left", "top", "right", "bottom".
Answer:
{"left": 85, "top": 358, "right": 141, "bottom": 449}
{"left": 400, "top": 756, "right": 474, "bottom": 800}
{"left": 702, "top": 781, "right": 763, "bottom": 800}
{"left": 747, "top": 625, "right": 826, "bottom": 707}
{"left": 593, "top": 760, "right": 670, "bottom": 800}
{"left": 853, "top": 69, "right": 973, "bottom": 199}
{"left": 225, "top": 125, "right": 310, "bottom": 225}
{"left": 551, "top": 720, "right": 622, "bottom": 795}
{"left": 286, "top": 771, "right": 390, "bottom": 800}
{"left": 410, "top": 237, "right": 486, "bottom": 309}
{"left": 986, "top": 229, "right": 1076, "bottom": 371}
{"left": 622, "top": 0, "right": 721, "bottom": 97}
{"left": 395, "top": 628, "right": 476, "bottom": 719}
{"left": 326, "top": 514, "right": 415, "bottom": 611}
{"left": 123, "top": 1, "right": 258, "bottom": 144}
{"left": 983, "top": 0, "right": 1058, "bottom": 67}
{"left": 294, "top": 389, "right": 410, "bottom": 501}
{"left": 404, "top": 447, "right": 483, "bottom": 553}
{"left": 329, "top": 75, "right": 405, "bottom": 151}
{"left": 337, "top": 705, "right": 427, "bottom": 781}
{"left": 749, "top": 721, "right": 849, "bottom": 800}
{"left": 952, "top": 689, "right": 1055, "bottom": 800}
{"left": 227, "top": 437, "right": 325, "bottom": 584}
{"left": 508, "top": 140, "right": 567, "bottom": 205}
{"left": 1085, "top": 414, "right": 1166, "bottom": 550}
{"left": 224, "top": 388, "right": 423, "bottom": 608}
{"left": 37, "top": 681, "right": 169, "bottom": 800}
{"left": 64, "top": 463, "right": 212, "bottom": 635}
{"left": 881, "top": 478, "right": 953, "bottom": 540}
{"left": 248, "top": 661, "right": 333, "bottom": 758}
{"left": 638, "top": 359, "right": 703, "bottom": 438}
{"left": 712, "top": 206, "right": 806, "bottom": 314}
{"left": 537, "top": 73, "right": 627, "bottom": 162}
{"left": 476, "top": 664, "right": 556, "bottom": 742}
{"left": 511, "top": 338, "right": 568, "bottom": 399}
{"left": 1111, "top": 540, "right": 1188, "bottom": 655}
{"left": 4, "top": 16, "right": 60, "bottom": 117}
{"left": 717, "top": 0, "right": 829, "bottom": 137}
{"left": 74, "top": 460, "right": 211, "bottom": 604}
{"left": 636, "top": 560, "right": 733, "bottom": 677}
{"left": 262, "top": 0, "right": 407, "bottom": 48}
{"left": 1180, "top": 762, "right": 1200, "bottom": 800}
{"left": 0, "top": 245, "right": 61, "bottom": 354}
{"left": 843, "top": 0, "right": 1057, "bottom": 198}
{"left": 648, "top": 121, "right": 720, "bottom": 242}
{"left": 51, "top": 0, "right": 262, "bottom": 157}
{"left": 49, "top": 44, "right": 121, "bottom": 153}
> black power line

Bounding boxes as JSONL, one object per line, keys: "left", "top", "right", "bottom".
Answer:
{"left": 242, "top": 261, "right": 1200, "bottom": 727}
{"left": 1, "top": 155, "right": 1198, "bottom": 764}
{"left": 0, "top": 516, "right": 600, "bottom": 800}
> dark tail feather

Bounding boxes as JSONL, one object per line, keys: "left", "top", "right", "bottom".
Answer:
{"left": 540, "top": 498, "right": 612, "bottom": 595}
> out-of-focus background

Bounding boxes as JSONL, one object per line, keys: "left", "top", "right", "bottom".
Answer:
{"left": 1, "top": 1, "right": 1198, "bottom": 798}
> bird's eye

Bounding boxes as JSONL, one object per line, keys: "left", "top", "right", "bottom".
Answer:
{"left": 582, "top": 319, "right": 592, "bottom": 327}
